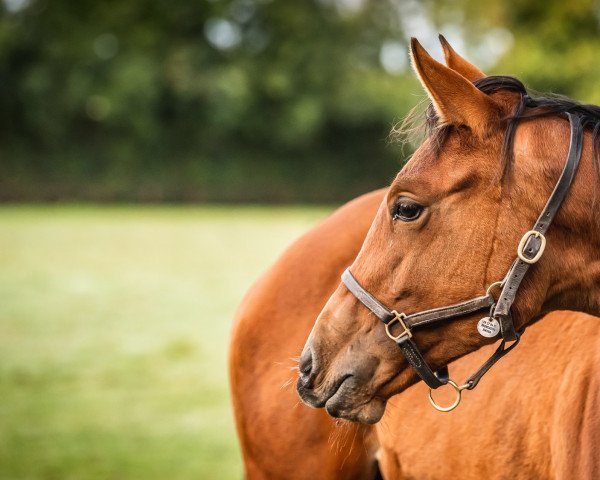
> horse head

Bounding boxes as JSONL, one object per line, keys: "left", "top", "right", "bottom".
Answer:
{"left": 297, "top": 36, "right": 600, "bottom": 423}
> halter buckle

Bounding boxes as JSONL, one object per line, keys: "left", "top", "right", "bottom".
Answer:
{"left": 517, "top": 230, "right": 546, "bottom": 264}
{"left": 385, "top": 310, "right": 412, "bottom": 341}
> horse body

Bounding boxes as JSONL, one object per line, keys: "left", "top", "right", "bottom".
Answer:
{"left": 231, "top": 37, "right": 600, "bottom": 479}
{"left": 229, "top": 190, "right": 384, "bottom": 479}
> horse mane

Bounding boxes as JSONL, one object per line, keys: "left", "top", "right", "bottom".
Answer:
{"left": 393, "top": 75, "right": 600, "bottom": 181}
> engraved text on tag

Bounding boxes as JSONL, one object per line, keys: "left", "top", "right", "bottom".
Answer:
{"left": 477, "top": 317, "right": 500, "bottom": 338}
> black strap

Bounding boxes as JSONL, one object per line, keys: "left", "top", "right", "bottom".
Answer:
{"left": 397, "top": 337, "right": 446, "bottom": 388}
{"left": 342, "top": 267, "right": 523, "bottom": 391}
{"left": 341, "top": 268, "right": 494, "bottom": 329}
{"left": 493, "top": 113, "right": 584, "bottom": 340}
{"left": 341, "top": 268, "right": 395, "bottom": 323}
{"left": 405, "top": 294, "right": 494, "bottom": 329}
{"left": 464, "top": 329, "right": 523, "bottom": 389}
{"left": 342, "top": 268, "right": 489, "bottom": 389}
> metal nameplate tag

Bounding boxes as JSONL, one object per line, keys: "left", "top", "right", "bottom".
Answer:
{"left": 477, "top": 317, "right": 500, "bottom": 338}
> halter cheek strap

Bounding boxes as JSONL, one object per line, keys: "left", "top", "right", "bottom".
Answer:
{"left": 340, "top": 113, "right": 584, "bottom": 411}
{"left": 492, "top": 112, "right": 584, "bottom": 339}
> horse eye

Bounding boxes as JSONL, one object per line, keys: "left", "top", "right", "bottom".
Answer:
{"left": 392, "top": 198, "right": 423, "bottom": 222}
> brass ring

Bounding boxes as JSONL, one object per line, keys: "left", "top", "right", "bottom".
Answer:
{"left": 428, "top": 380, "right": 464, "bottom": 412}
{"left": 486, "top": 280, "right": 504, "bottom": 297}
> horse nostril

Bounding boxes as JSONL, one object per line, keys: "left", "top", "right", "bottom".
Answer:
{"left": 299, "top": 349, "right": 313, "bottom": 379}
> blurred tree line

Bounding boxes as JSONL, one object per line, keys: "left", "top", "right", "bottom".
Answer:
{"left": 0, "top": 0, "right": 599, "bottom": 202}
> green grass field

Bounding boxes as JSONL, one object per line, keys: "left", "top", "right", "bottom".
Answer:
{"left": 0, "top": 205, "right": 331, "bottom": 479}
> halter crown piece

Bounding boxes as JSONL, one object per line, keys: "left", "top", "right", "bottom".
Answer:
{"left": 342, "top": 112, "right": 584, "bottom": 412}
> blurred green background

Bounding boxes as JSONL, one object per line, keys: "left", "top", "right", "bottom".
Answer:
{"left": 1, "top": 0, "right": 599, "bottom": 478}
{"left": 0, "top": 205, "right": 329, "bottom": 478}
{"left": 1, "top": 0, "right": 599, "bottom": 202}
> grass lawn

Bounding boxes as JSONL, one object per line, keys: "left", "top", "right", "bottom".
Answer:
{"left": 0, "top": 204, "right": 331, "bottom": 479}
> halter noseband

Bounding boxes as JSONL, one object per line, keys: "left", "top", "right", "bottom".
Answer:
{"left": 342, "top": 112, "right": 584, "bottom": 412}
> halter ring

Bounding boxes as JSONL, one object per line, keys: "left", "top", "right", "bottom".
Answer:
{"left": 385, "top": 311, "right": 411, "bottom": 341}
{"left": 517, "top": 230, "right": 546, "bottom": 264}
{"left": 428, "top": 380, "right": 470, "bottom": 412}
{"left": 486, "top": 280, "right": 504, "bottom": 297}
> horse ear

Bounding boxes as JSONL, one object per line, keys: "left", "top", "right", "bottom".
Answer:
{"left": 438, "top": 34, "right": 486, "bottom": 82}
{"left": 410, "top": 38, "right": 499, "bottom": 136}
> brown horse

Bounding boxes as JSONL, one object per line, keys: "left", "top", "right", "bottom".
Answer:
{"left": 231, "top": 38, "right": 600, "bottom": 479}
{"left": 231, "top": 185, "right": 600, "bottom": 478}
{"left": 298, "top": 37, "right": 600, "bottom": 425}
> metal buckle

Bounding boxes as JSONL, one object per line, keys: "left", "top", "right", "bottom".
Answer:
{"left": 517, "top": 230, "right": 546, "bottom": 264}
{"left": 385, "top": 310, "right": 412, "bottom": 341}
{"left": 428, "top": 379, "right": 470, "bottom": 412}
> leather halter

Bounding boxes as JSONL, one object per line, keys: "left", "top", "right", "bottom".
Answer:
{"left": 342, "top": 112, "right": 584, "bottom": 409}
